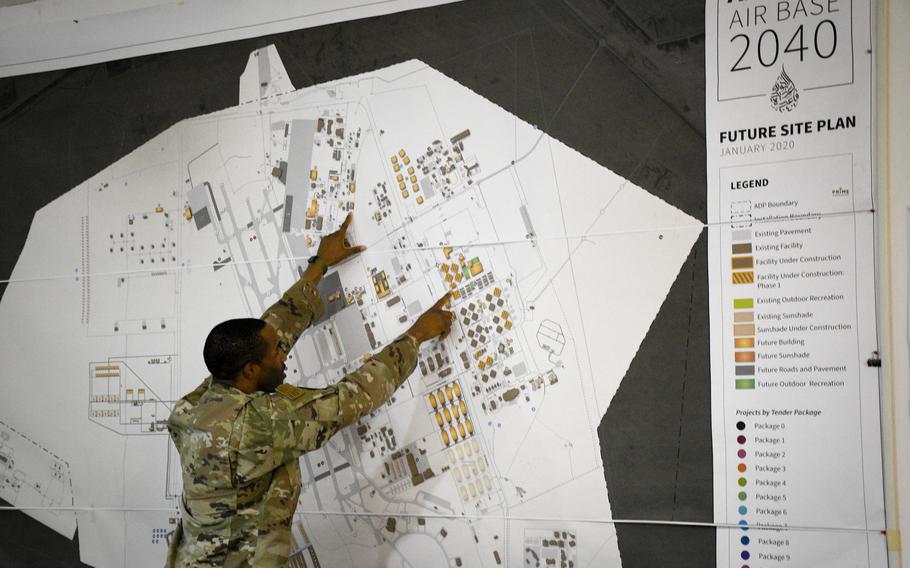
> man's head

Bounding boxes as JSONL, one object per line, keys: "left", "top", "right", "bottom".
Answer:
{"left": 202, "top": 318, "right": 287, "bottom": 393}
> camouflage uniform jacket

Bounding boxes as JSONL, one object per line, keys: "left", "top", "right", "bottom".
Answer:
{"left": 166, "top": 278, "right": 419, "bottom": 567}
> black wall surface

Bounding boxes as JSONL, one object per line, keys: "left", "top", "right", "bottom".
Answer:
{"left": 0, "top": 1, "right": 713, "bottom": 566}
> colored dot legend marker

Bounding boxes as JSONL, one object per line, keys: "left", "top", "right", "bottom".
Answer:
{"left": 737, "top": 414, "right": 750, "bottom": 565}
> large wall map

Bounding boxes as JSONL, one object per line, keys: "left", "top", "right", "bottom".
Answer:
{"left": 0, "top": 46, "right": 701, "bottom": 567}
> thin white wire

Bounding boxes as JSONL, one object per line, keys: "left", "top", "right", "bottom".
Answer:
{"left": 0, "top": 505, "right": 885, "bottom": 535}
{"left": 0, "top": 208, "right": 873, "bottom": 286}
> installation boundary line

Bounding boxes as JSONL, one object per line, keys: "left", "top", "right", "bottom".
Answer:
{"left": 0, "top": 209, "right": 875, "bottom": 286}
{"left": 0, "top": 505, "right": 886, "bottom": 535}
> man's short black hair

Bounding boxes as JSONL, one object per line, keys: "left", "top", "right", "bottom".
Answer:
{"left": 203, "top": 318, "right": 268, "bottom": 383}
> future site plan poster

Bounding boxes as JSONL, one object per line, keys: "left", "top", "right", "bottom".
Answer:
{"left": 706, "top": 1, "right": 887, "bottom": 566}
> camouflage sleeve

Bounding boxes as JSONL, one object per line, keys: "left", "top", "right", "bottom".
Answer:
{"left": 166, "top": 377, "right": 210, "bottom": 441}
{"left": 310, "top": 333, "right": 420, "bottom": 431}
{"left": 234, "top": 334, "right": 420, "bottom": 481}
{"left": 260, "top": 278, "right": 324, "bottom": 352}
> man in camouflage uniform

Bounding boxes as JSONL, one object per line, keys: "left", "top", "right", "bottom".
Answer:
{"left": 166, "top": 214, "right": 453, "bottom": 567}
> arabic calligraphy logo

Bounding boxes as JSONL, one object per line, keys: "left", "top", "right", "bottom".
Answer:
{"left": 770, "top": 66, "right": 799, "bottom": 112}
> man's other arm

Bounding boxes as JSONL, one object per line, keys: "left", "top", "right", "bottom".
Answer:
{"left": 259, "top": 212, "right": 363, "bottom": 351}
{"left": 236, "top": 333, "right": 419, "bottom": 482}
{"left": 310, "top": 333, "right": 420, "bottom": 428}
{"left": 260, "top": 276, "right": 324, "bottom": 353}
{"left": 278, "top": 293, "right": 453, "bottom": 453}
{"left": 236, "top": 295, "right": 453, "bottom": 480}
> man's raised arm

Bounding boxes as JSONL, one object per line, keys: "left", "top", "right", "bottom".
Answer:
{"left": 261, "top": 213, "right": 364, "bottom": 352}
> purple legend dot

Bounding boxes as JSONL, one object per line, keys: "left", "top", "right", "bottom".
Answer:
{"left": 738, "top": 449, "right": 747, "bottom": 458}
{"left": 741, "top": 551, "right": 750, "bottom": 560}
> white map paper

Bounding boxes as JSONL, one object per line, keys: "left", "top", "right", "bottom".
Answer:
{"left": 0, "top": 46, "right": 701, "bottom": 567}
{"left": 0, "top": 0, "right": 461, "bottom": 77}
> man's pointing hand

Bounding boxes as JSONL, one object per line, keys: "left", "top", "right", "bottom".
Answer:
{"left": 408, "top": 293, "right": 455, "bottom": 343}
{"left": 317, "top": 213, "right": 366, "bottom": 266}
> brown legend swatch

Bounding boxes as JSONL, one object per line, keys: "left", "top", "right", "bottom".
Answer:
{"left": 732, "top": 243, "right": 753, "bottom": 254}
{"left": 731, "top": 256, "right": 754, "bottom": 269}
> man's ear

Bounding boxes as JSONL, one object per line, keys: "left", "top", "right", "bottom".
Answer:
{"left": 241, "top": 361, "right": 260, "bottom": 380}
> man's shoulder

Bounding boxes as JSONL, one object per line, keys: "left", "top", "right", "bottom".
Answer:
{"left": 274, "top": 383, "right": 308, "bottom": 401}
{"left": 245, "top": 384, "right": 333, "bottom": 420}
{"left": 275, "top": 383, "right": 336, "bottom": 406}
{"left": 170, "top": 380, "right": 259, "bottom": 430}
